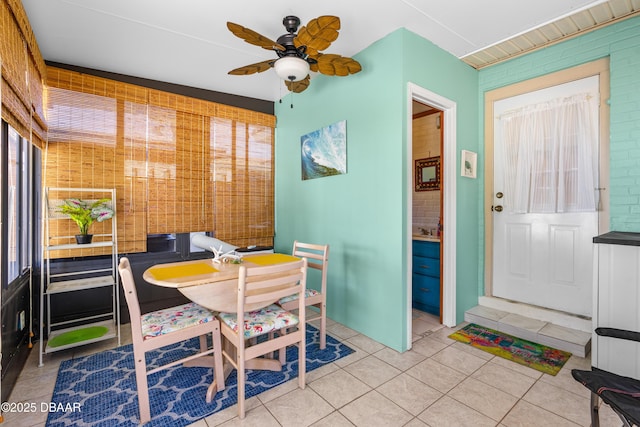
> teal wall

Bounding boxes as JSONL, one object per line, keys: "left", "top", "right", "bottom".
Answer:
{"left": 274, "top": 29, "right": 478, "bottom": 351}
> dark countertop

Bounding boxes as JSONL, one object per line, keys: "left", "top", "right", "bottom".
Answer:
{"left": 593, "top": 231, "right": 640, "bottom": 246}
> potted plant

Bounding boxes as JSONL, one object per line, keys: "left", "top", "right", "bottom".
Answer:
{"left": 59, "top": 198, "right": 114, "bottom": 244}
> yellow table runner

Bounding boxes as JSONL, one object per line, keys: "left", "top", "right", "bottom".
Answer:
{"left": 150, "top": 261, "right": 219, "bottom": 280}
{"left": 244, "top": 253, "right": 299, "bottom": 266}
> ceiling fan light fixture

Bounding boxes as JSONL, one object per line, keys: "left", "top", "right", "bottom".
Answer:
{"left": 273, "top": 56, "right": 309, "bottom": 82}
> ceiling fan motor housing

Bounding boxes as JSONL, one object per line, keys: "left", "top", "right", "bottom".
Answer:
{"left": 282, "top": 16, "right": 301, "bottom": 33}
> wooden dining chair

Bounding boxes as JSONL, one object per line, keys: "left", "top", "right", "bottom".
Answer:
{"left": 118, "top": 257, "right": 225, "bottom": 425}
{"left": 278, "top": 241, "right": 329, "bottom": 349}
{"left": 217, "top": 258, "right": 308, "bottom": 419}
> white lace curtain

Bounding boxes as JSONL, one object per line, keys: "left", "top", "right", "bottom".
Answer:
{"left": 499, "top": 92, "right": 598, "bottom": 213}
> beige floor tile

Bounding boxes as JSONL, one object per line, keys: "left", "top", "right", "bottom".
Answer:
{"left": 406, "top": 358, "right": 466, "bottom": 393}
{"left": 411, "top": 336, "right": 449, "bottom": 358}
{"left": 501, "top": 400, "right": 581, "bottom": 427}
{"left": 306, "top": 361, "right": 340, "bottom": 383}
{"left": 430, "top": 345, "right": 488, "bottom": 376}
{"left": 203, "top": 396, "right": 261, "bottom": 425}
{"left": 471, "top": 361, "right": 537, "bottom": 398}
{"left": 404, "top": 418, "right": 429, "bottom": 427}
{"left": 333, "top": 343, "right": 367, "bottom": 368}
{"left": 310, "top": 411, "right": 356, "bottom": 427}
{"left": 327, "top": 324, "right": 359, "bottom": 340}
{"left": 187, "top": 419, "right": 208, "bottom": 427}
{"left": 373, "top": 347, "right": 426, "bottom": 371}
{"left": 447, "top": 377, "right": 518, "bottom": 421}
{"left": 343, "top": 355, "right": 401, "bottom": 388}
{"left": 340, "top": 390, "right": 413, "bottom": 427}
{"left": 425, "top": 325, "right": 464, "bottom": 345}
{"left": 257, "top": 378, "right": 300, "bottom": 404}
{"left": 218, "top": 404, "right": 281, "bottom": 427}
{"left": 376, "top": 373, "right": 442, "bottom": 416}
{"left": 598, "top": 400, "right": 634, "bottom": 427}
{"left": 417, "top": 395, "right": 497, "bottom": 427}
{"left": 309, "top": 369, "right": 371, "bottom": 409}
{"left": 538, "top": 356, "right": 592, "bottom": 398}
{"left": 522, "top": 381, "right": 591, "bottom": 425}
{"left": 346, "top": 334, "right": 385, "bottom": 354}
{"left": 267, "top": 387, "right": 334, "bottom": 427}
{"left": 8, "top": 368, "right": 58, "bottom": 402}
{"left": 413, "top": 319, "right": 436, "bottom": 335}
{"left": 538, "top": 369, "right": 591, "bottom": 399}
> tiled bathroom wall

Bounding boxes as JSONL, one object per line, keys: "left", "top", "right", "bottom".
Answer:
{"left": 412, "top": 110, "right": 441, "bottom": 235}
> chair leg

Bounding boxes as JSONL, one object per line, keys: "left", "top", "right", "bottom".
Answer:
{"left": 237, "top": 337, "right": 246, "bottom": 419}
{"left": 133, "top": 348, "right": 151, "bottom": 424}
{"left": 298, "top": 325, "right": 306, "bottom": 390}
{"left": 319, "top": 303, "right": 327, "bottom": 350}
{"left": 206, "top": 326, "right": 226, "bottom": 402}
{"left": 278, "top": 329, "right": 287, "bottom": 366}
{"left": 590, "top": 392, "right": 600, "bottom": 427}
{"left": 213, "top": 326, "right": 225, "bottom": 392}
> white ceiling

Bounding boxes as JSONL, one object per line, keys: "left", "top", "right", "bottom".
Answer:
{"left": 22, "top": 0, "right": 624, "bottom": 102}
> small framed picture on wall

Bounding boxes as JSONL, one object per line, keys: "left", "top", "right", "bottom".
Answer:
{"left": 461, "top": 150, "right": 477, "bottom": 179}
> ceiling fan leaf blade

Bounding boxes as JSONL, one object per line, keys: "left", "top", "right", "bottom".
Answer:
{"left": 317, "top": 54, "right": 362, "bottom": 76}
{"left": 285, "top": 75, "right": 311, "bottom": 93}
{"left": 227, "top": 21, "right": 284, "bottom": 51}
{"left": 296, "top": 16, "right": 340, "bottom": 53}
{"left": 228, "top": 60, "right": 274, "bottom": 75}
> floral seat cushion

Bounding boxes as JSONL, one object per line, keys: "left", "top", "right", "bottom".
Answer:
{"left": 218, "top": 304, "right": 299, "bottom": 339}
{"left": 141, "top": 302, "right": 215, "bottom": 341}
{"left": 279, "top": 288, "right": 320, "bottom": 305}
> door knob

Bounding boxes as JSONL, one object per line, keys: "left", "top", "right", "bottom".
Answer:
{"left": 492, "top": 205, "right": 503, "bottom": 212}
{"left": 496, "top": 192, "right": 503, "bottom": 199}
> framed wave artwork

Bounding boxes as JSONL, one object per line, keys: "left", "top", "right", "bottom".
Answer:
{"left": 301, "top": 120, "right": 347, "bottom": 180}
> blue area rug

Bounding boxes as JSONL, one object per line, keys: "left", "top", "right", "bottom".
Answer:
{"left": 47, "top": 325, "right": 353, "bottom": 426}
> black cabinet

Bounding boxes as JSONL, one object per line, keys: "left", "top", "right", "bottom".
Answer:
{"left": 412, "top": 240, "right": 440, "bottom": 315}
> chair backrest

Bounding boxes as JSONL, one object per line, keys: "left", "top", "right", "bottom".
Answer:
{"left": 118, "top": 257, "right": 143, "bottom": 336}
{"left": 292, "top": 241, "right": 329, "bottom": 294}
{"left": 237, "top": 258, "right": 308, "bottom": 314}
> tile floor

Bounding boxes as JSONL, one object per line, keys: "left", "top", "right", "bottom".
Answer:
{"left": 7, "top": 310, "right": 624, "bottom": 427}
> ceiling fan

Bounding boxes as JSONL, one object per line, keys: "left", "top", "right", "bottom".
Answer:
{"left": 227, "top": 15, "right": 362, "bottom": 93}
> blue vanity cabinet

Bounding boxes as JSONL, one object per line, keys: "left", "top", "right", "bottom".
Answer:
{"left": 412, "top": 240, "right": 440, "bottom": 315}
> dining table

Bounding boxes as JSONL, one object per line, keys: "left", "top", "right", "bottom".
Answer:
{"left": 143, "top": 252, "right": 302, "bottom": 372}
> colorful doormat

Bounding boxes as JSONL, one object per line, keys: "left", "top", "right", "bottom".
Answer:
{"left": 47, "top": 325, "right": 353, "bottom": 426}
{"left": 448, "top": 323, "right": 572, "bottom": 376}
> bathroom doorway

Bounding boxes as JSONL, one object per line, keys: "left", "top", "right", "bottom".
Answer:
{"left": 411, "top": 100, "right": 444, "bottom": 330}
{"left": 407, "top": 83, "right": 457, "bottom": 348}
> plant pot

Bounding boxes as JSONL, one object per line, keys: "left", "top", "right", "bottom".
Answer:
{"left": 75, "top": 234, "right": 93, "bottom": 244}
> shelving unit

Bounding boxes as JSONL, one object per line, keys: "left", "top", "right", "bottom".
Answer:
{"left": 39, "top": 187, "right": 120, "bottom": 366}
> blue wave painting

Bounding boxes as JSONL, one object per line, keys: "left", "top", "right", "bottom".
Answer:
{"left": 301, "top": 120, "right": 347, "bottom": 180}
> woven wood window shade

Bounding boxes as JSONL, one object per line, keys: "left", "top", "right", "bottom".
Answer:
{"left": 45, "top": 67, "right": 275, "bottom": 257}
{"left": 1, "top": 0, "right": 47, "bottom": 145}
{"left": 212, "top": 119, "right": 274, "bottom": 248}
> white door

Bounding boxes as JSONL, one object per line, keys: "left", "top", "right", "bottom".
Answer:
{"left": 492, "top": 76, "right": 600, "bottom": 317}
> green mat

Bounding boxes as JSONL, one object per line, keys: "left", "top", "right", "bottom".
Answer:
{"left": 48, "top": 326, "right": 109, "bottom": 348}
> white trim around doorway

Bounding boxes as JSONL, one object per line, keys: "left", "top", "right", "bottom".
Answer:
{"left": 407, "top": 83, "right": 457, "bottom": 349}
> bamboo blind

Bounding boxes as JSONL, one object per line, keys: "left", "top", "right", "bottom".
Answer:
{"left": 45, "top": 67, "right": 275, "bottom": 257}
{"left": 1, "top": 0, "right": 47, "bottom": 146}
